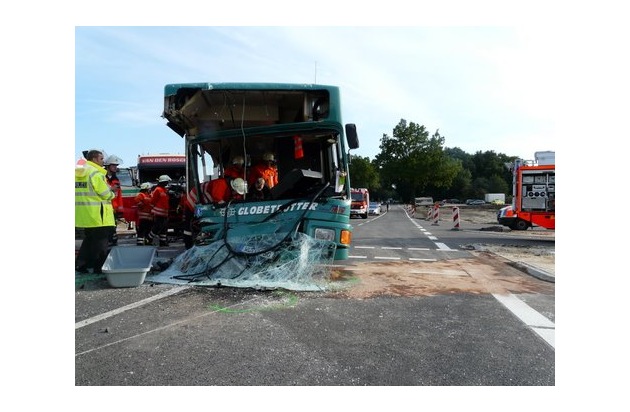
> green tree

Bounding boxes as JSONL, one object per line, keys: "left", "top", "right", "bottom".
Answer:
{"left": 471, "top": 150, "right": 514, "bottom": 184}
{"left": 348, "top": 155, "right": 380, "bottom": 190}
{"left": 374, "top": 119, "right": 460, "bottom": 203}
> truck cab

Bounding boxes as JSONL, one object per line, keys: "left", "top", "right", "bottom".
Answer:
{"left": 350, "top": 188, "right": 369, "bottom": 219}
{"left": 498, "top": 152, "right": 555, "bottom": 230}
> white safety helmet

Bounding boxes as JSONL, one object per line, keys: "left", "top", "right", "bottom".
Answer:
{"left": 230, "top": 178, "right": 247, "bottom": 195}
{"left": 104, "top": 155, "right": 123, "bottom": 166}
{"left": 140, "top": 182, "right": 152, "bottom": 190}
{"left": 262, "top": 152, "right": 275, "bottom": 161}
{"left": 158, "top": 175, "right": 172, "bottom": 183}
{"left": 232, "top": 155, "right": 245, "bottom": 166}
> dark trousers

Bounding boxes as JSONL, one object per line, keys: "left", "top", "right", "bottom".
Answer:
{"left": 136, "top": 219, "right": 153, "bottom": 245}
{"left": 182, "top": 209, "right": 194, "bottom": 249}
{"left": 148, "top": 215, "right": 169, "bottom": 245}
{"left": 76, "top": 226, "right": 115, "bottom": 273}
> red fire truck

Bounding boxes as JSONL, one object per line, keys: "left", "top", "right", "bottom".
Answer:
{"left": 497, "top": 151, "right": 555, "bottom": 230}
{"left": 350, "top": 188, "right": 370, "bottom": 219}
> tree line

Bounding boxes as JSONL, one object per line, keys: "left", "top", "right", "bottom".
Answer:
{"left": 348, "top": 119, "right": 518, "bottom": 203}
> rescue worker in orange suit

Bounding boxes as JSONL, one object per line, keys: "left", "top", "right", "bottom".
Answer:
{"left": 134, "top": 182, "right": 153, "bottom": 246}
{"left": 75, "top": 149, "right": 116, "bottom": 274}
{"left": 104, "top": 155, "right": 124, "bottom": 246}
{"left": 147, "top": 175, "right": 172, "bottom": 247}
{"left": 223, "top": 155, "right": 246, "bottom": 180}
{"left": 181, "top": 177, "right": 247, "bottom": 249}
{"left": 248, "top": 152, "right": 278, "bottom": 190}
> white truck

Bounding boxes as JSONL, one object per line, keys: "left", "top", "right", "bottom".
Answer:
{"left": 414, "top": 197, "right": 434, "bottom": 207}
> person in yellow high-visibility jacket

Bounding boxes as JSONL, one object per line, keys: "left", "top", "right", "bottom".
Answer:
{"left": 75, "top": 149, "right": 116, "bottom": 274}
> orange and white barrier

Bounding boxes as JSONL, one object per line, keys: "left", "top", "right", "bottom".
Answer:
{"left": 426, "top": 207, "right": 433, "bottom": 221}
{"left": 431, "top": 206, "right": 440, "bottom": 225}
{"left": 451, "top": 206, "right": 461, "bottom": 230}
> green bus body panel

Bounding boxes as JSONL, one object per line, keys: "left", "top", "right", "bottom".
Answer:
{"left": 196, "top": 198, "right": 351, "bottom": 260}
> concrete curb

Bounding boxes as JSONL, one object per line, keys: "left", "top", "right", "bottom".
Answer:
{"left": 509, "top": 261, "right": 555, "bottom": 283}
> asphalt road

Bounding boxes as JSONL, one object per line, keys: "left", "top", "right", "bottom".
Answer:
{"left": 75, "top": 205, "right": 555, "bottom": 387}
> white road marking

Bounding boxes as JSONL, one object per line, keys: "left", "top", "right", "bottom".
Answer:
{"left": 407, "top": 204, "right": 555, "bottom": 349}
{"left": 76, "top": 295, "right": 265, "bottom": 357}
{"left": 348, "top": 255, "right": 367, "bottom": 259}
{"left": 354, "top": 246, "right": 375, "bottom": 249}
{"left": 408, "top": 247, "right": 430, "bottom": 251}
{"left": 409, "top": 258, "right": 437, "bottom": 262}
{"left": 75, "top": 286, "right": 191, "bottom": 329}
{"left": 374, "top": 256, "right": 401, "bottom": 260}
{"left": 382, "top": 247, "right": 402, "bottom": 250}
{"left": 492, "top": 293, "right": 555, "bottom": 349}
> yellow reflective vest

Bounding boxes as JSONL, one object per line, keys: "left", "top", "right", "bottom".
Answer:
{"left": 75, "top": 160, "right": 115, "bottom": 228}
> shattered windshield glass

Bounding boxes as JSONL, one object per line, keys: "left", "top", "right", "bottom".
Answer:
{"left": 151, "top": 232, "right": 337, "bottom": 291}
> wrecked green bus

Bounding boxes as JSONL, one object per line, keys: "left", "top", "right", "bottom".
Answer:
{"left": 162, "top": 83, "right": 359, "bottom": 260}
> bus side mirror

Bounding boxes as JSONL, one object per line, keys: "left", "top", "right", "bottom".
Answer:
{"left": 345, "top": 124, "right": 359, "bottom": 150}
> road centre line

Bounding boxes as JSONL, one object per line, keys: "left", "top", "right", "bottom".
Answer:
{"left": 351, "top": 246, "right": 459, "bottom": 252}
{"left": 374, "top": 256, "right": 401, "bottom": 260}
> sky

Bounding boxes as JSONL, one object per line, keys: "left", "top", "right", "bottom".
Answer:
{"left": 75, "top": 26, "right": 563, "bottom": 166}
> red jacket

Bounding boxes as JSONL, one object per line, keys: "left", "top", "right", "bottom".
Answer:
{"left": 107, "top": 174, "right": 124, "bottom": 215}
{"left": 183, "top": 182, "right": 210, "bottom": 212}
{"left": 248, "top": 163, "right": 278, "bottom": 189}
{"left": 224, "top": 165, "right": 245, "bottom": 180}
{"left": 183, "top": 179, "right": 238, "bottom": 212}
{"left": 135, "top": 191, "right": 153, "bottom": 221}
{"left": 150, "top": 185, "right": 170, "bottom": 217}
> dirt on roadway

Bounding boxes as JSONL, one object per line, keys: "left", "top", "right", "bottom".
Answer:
{"left": 319, "top": 204, "right": 555, "bottom": 299}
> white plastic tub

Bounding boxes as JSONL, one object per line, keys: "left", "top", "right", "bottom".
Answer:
{"left": 102, "top": 246, "right": 156, "bottom": 288}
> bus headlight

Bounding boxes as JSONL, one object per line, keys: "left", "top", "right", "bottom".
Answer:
{"left": 314, "top": 228, "right": 335, "bottom": 241}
